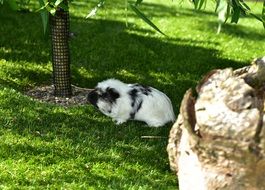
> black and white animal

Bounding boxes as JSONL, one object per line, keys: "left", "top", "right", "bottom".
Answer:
{"left": 87, "top": 79, "right": 175, "bottom": 127}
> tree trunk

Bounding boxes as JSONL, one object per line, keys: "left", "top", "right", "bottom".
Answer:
{"left": 50, "top": 1, "right": 72, "bottom": 97}
{"left": 167, "top": 57, "right": 265, "bottom": 190}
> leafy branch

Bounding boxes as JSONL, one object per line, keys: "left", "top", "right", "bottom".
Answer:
{"left": 1, "top": 0, "right": 264, "bottom": 35}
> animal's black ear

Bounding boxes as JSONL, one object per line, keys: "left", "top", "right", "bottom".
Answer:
{"left": 107, "top": 87, "right": 120, "bottom": 101}
{"left": 87, "top": 89, "right": 99, "bottom": 108}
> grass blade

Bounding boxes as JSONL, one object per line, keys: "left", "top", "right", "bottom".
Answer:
{"left": 129, "top": 3, "right": 166, "bottom": 36}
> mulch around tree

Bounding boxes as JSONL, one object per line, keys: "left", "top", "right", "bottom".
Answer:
{"left": 26, "top": 85, "right": 93, "bottom": 107}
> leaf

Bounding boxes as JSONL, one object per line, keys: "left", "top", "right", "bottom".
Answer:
{"left": 86, "top": 0, "right": 105, "bottom": 18}
{"left": 135, "top": 0, "right": 143, "bottom": 6}
{"left": 232, "top": 0, "right": 240, "bottom": 7}
{"left": 86, "top": 7, "right": 97, "bottom": 18}
{"left": 35, "top": 2, "right": 49, "bottom": 12}
{"left": 129, "top": 4, "right": 166, "bottom": 36}
{"left": 261, "top": 1, "right": 265, "bottom": 28}
{"left": 230, "top": 0, "right": 243, "bottom": 23}
{"left": 38, "top": 0, "right": 49, "bottom": 34}
{"left": 193, "top": 0, "right": 199, "bottom": 9}
{"left": 216, "top": 0, "right": 228, "bottom": 34}
{"left": 240, "top": 1, "right": 250, "bottom": 11}
{"left": 59, "top": 3, "right": 69, "bottom": 11}
{"left": 193, "top": 0, "right": 205, "bottom": 10}
{"left": 50, "top": 8, "right": 56, "bottom": 15}
{"left": 231, "top": 6, "right": 240, "bottom": 23}
{"left": 215, "top": 0, "right": 220, "bottom": 13}
{"left": 217, "top": 0, "right": 227, "bottom": 23}
{"left": 40, "top": 10, "right": 49, "bottom": 34}
{"left": 198, "top": 0, "right": 205, "bottom": 10}
{"left": 38, "top": 0, "right": 46, "bottom": 10}
{"left": 225, "top": 3, "right": 231, "bottom": 23}
{"left": 55, "top": 0, "right": 64, "bottom": 7}
{"left": 249, "top": 13, "right": 263, "bottom": 22}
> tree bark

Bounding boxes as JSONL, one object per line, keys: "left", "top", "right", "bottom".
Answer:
{"left": 50, "top": 1, "right": 72, "bottom": 97}
{"left": 167, "top": 57, "right": 265, "bottom": 190}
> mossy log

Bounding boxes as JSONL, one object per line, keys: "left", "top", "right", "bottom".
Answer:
{"left": 167, "top": 57, "right": 265, "bottom": 190}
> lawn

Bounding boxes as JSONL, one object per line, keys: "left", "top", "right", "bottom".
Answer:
{"left": 0, "top": 0, "right": 264, "bottom": 189}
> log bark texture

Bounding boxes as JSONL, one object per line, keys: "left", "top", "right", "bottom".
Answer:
{"left": 167, "top": 57, "right": 265, "bottom": 190}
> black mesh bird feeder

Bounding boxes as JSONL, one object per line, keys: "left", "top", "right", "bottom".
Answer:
{"left": 50, "top": 2, "right": 72, "bottom": 97}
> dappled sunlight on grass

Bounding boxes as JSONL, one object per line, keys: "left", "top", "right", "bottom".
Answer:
{"left": 0, "top": 59, "right": 51, "bottom": 89}
{"left": 116, "top": 69, "right": 142, "bottom": 81}
{"left": 149, "top": 72, "right": 195, "bottom": 86}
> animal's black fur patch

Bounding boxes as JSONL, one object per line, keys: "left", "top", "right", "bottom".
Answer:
{"left": 128, "top": 89, "right": 138, "bottom": 107}
{"left": 129, "top": 99, "right": 143, "bottom": 119}
{"left": 88, "top": 87, "right": 120, "bottom": 108}
{"left": 87, "top": 90, "right": 99, "bottom": 108}
{"left": 132, "top": 84, "right": 152, "bottom": 96}
{"left": 100, "top": 87, "right": 120, "bottom": 103}
{"left": 128, "top": 85, "right": 149, "bottom": 119}
{"left": 136, "top": 101, "right": 143, "bottom": 112}
{"left": 98, "top": 87, "right": 120, "bottom": 103}
{"left": 130, "top": 111, "right": 135, "bottom": 119}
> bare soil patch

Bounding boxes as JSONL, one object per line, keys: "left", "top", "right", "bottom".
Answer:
{"left": 26, "top": 85, "right": 93, "bottom": 107}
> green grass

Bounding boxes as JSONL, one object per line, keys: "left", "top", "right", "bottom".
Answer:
{"left": 0, "top": 0, "right": 264, "bottom": 189}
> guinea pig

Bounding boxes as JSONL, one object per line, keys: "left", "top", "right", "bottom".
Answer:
{"left": 87, "top": 79, "right": 175, "bottom": 127}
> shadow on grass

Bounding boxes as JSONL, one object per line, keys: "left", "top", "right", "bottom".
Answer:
{"left": 69, "top": 16, "right": 242, "bottom": 106}
{"left": 207, "top": 21, "right": 265, "bottom": 41}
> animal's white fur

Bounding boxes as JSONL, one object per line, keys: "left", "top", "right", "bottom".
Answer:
{"left": 95, "top": 79, "right": 175, "bottom": 127}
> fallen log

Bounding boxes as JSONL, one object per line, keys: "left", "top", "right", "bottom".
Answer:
{"left": 167, "top": 57, "right": 265, "bottom": 190}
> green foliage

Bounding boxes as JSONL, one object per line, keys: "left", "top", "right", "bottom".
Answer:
{"left": 1, "top": 0, "right": 264, "bottom": 36}
{"left": 86, "top": 0, "right": 166, "bottom": 36}
{"left": 37, "top": 0, "right": 71, "bottom": 34}
{"left": 38, "top": 0, "right": 49, "bottom": 34}
{"left": 193, "top": 0, "right": 265, "bottom": 27}
{"left": 85, "top": 0, "right": 105, "bottom": 18}
{"left": 37, "top": 0, "right": 70, "bottom": 14}
{"left": 262, "top": 1, "right": 265, "bottom": 28}
{"left": 129, "top": 3, "right": 166, "bottom": 36}
{"left": 135, "top": 0, "right": 143, "bottom": 6}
